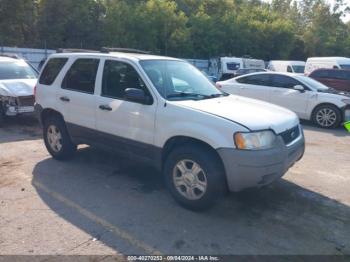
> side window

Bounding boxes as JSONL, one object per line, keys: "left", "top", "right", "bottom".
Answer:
{"left": 271, "top": 75, "right": 300, "bottom": 88}
{"left": 39, "top": 58, "right": 68, "bottom": 85}
{"left": 344, "top": 71, "right": 350, "bottom": 81}
{"left": 330, "top": 70, "right": 346, "bottom": 80}
{"left": 287, "top": 66, "right": 293, "bottom": 73}
{"left": 237, "top": 74, "right": 270, "bottom": 86}
{"left": 102, "top": 60, "right": 149, "bottom": 100}
{"left": 62, "top": 59, "right": 99, "bottom": 94}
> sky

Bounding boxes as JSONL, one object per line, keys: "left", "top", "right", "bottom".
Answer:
{"left": 263, "top": 0, "right": 350, "bottom": 23}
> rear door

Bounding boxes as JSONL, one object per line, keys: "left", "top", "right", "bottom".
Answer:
{"left": 234, "top": 74, "right": 271, "bottom": 102}
{"left": 269, "top": 74, "right": 310, "bottom": 118}
{"left": 59, "top": 57, "right": 100, "bottom": 130}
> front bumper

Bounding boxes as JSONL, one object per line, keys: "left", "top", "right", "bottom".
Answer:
{"left": 217, "top": 129, "right": 305, "bottom": 192}
{"left": 342, "top": 105, "right": 350, "bottom": 122}
{"left": 5, "top": 105, "right": 35, "bottom": 116}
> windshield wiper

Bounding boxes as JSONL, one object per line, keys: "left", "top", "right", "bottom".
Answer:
{"left": 167, "top": 93, "right": 211, "bottom": 99}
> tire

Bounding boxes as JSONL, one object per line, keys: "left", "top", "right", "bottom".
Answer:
{"left": 312, "top": 104, "right": 341, "bottom": 129}
{"left": 164, "top": 144, "right": 226, "bottom": 211}
{"left": 43, "top": 116, "right": 77, "bottom": 160}
{"left": 0, "top": 103, "right": 4, "bottom": 127}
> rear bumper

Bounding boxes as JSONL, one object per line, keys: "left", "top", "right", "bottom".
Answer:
{"left": 217, "top": 129, "right": 305, "bottom": 192}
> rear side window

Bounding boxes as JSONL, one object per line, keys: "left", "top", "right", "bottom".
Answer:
{"left": 310, "top": 70, "right": 327, "bottom": 78}
{"left": 236, "top": 74, "right": 270, "bottom": 86}
{"left": 271, "top": 75, "right": 300, "bottom": 88}
{"left": 39, "top": 58, "right": 68, "bottom": 85}
{"left": 62, "top": 59, "right": 99, "bottom": 94}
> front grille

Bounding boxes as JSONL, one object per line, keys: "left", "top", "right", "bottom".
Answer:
{"left": 17, "top": 96, "right": 35, "bottom": 107}
{"left": 280, "top": 125, "right": 300, "bottom": 145}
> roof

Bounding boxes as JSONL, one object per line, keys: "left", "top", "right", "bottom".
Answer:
{"left": 307, "top": 57, "right": 350, "bottom": 62}
{"left": 49, "top": 51, "right": 182, "bottom": 62}
{"left": 269, "top": 60, "right": 305, "bottom": 64}
{"left": 233, "top": 71, "right": 299, "bottom": 79}
{"left": 0, "top": 56, "right": 19, "bottom": 62}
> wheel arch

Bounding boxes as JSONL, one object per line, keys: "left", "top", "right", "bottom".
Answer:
{"left": 311, "top": 103, "right": 342, "bottom": 120}
{"left": 160, "top": 136, "right": 228, "bottom": 190}
{"left": 40, "top": 108, "right": 65, "bottom": 124}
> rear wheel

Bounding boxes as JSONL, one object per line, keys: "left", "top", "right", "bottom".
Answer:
{"left": 43, "top": 116, "right": 77, "bottom": 160}
{"left": 164, "top": 144, "right": 226, "bottom": 211}
{"left": 312, "top": 104, "right": 341, "bottom": 129}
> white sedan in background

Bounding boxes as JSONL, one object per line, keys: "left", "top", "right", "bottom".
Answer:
{"left": 216, "top": 72, "right": 350, "bottom": 128}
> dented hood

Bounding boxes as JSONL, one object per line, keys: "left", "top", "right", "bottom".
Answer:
{"left": 0, "top": 79, "right": 37, "bottom": 97}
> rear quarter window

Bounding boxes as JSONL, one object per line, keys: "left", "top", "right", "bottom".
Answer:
{"left": 39, "top": 58, "right": 68, "bottom": 85}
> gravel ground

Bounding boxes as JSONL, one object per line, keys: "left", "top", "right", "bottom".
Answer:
{"left": 0, "top": 116, "right": 349, "bottom": 256}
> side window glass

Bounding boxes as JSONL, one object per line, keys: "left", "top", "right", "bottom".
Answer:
{"left": 39, "top": 58, "right": 68, "bottom": 85}
{"left": 287, "top": 66, "right": 293, "bottom": 73}
{"left": 102, "top": 60, "right": 148, "bottom": 99}
{"left": 62, "top": 59, "right": 99, "bottom": 94}
{"left": 245, "top": 74, "right": 270, "bottom": 86}
{"left": 271, "top": 75, "right": 299, "bottom": 88}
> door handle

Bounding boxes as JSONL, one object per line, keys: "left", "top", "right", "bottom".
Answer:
{"left": 99, "top": 105, "right": 112, "bottom": 111}
{"left": 60, "top": 96, "right": 70, "bottom": 102}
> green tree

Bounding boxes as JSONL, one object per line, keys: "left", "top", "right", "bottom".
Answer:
{"left": 37, "top": 0, "right": 105, "bottom": 49}
{"left": 0, "top": 0, "right": 38, "bottom": 47}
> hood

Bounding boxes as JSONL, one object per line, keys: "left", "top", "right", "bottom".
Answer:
{"left": 0, "top": 79, "right": 36, "bottom": 97}
{"left": 318, "top": 88, "right": 350, "bottom": 98}
{"left": 172, "top": 95, "right": 299, "bottom": 134}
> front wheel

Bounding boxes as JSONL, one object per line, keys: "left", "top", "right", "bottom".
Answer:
{"left": 164, "top": 144, "right": 226, "bottom": 211}
{"left": 312, "top": 104, "right": 341, "bottom": 129}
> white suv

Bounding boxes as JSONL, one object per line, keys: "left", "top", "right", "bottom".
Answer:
{"left": 35, "top": 50, "right": 305, "bottom": 210}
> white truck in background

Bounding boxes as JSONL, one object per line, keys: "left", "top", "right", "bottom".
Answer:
{"left": 268, "top": 60, "right": 305, "bottom": 74}
{"left": 305, "top": 57, "right": 350, "bottom": 75}
{"left": 209, "top": 57, "right": 265, "bottom": 81}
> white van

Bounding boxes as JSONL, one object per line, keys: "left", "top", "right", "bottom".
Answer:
{"left": 268, "top": 60, "right": 305, "bottom": 74}
{"left": 305, "top": 57, "right": 350, "bottom": 75}
{"left": 209, "top": 57, "right": 265, "bottom": 80}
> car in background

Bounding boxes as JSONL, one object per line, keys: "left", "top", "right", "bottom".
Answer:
{"left": 305, "top": 57, "right": 350, "bottom": 75}
{"left": 216, "top": 72, "right": 350, "bottom": 128}
{"left": 268, "top": 60, "right": 305, "bottom": 74}
{"left": 309, "top": 68, "right": 350, "bottom": 93}
{"left": 0, "top": 55, "right": 38, "bottom": 125}
{"left": 234, "top": 68, "right": 267, "bottom": 77}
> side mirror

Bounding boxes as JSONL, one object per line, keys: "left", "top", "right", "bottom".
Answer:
{"left": 293, "top": 85, "right": 305, "bottom": 92}
{"left": 124, "top": 88, "right": 151, "bottom": 104}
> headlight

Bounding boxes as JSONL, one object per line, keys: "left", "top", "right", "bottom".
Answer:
{"left": 342, "top": 99, "right": 350, "bottom": 105}
{"left": 3, "top": 96, "right": 17, "bottom": 106}
{"left": 234, "top": 130, "right": 277, "bottom": 150}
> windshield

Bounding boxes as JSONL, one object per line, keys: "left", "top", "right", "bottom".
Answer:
{"left": 292, "top": 65, "right": 305, "bottom": 73}
{"left": 140, "top": 60, "right": 224, "bottom": 101}
{"left": 0, "top": 60, "right": 38, "bottom": 80}
{"left": 340, "top": 64, "right": 350, "bottom": 70}
{"left": 296, "top": 75, "right": 329, "bottom": 91}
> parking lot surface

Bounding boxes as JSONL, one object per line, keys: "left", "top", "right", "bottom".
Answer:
{"left": 0, "top": 116, "right": 349, "bottom": 255}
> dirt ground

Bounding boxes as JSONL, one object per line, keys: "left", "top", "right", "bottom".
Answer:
{"left": 0, "top": 116, "right": 349, "bottom": 255}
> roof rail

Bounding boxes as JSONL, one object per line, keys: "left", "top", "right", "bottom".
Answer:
{"left": 56, "top": 48, "right": 99, "bottom": 53}
{"left": 101, "top": 47, "right": 150, "bottom": 54}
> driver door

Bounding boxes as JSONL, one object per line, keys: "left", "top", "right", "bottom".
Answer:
{"left": 269, "top": 75, "right": 310, "bottom": 118}
{"left": 95, "top": 59, "right": 157, "bottom": 159}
